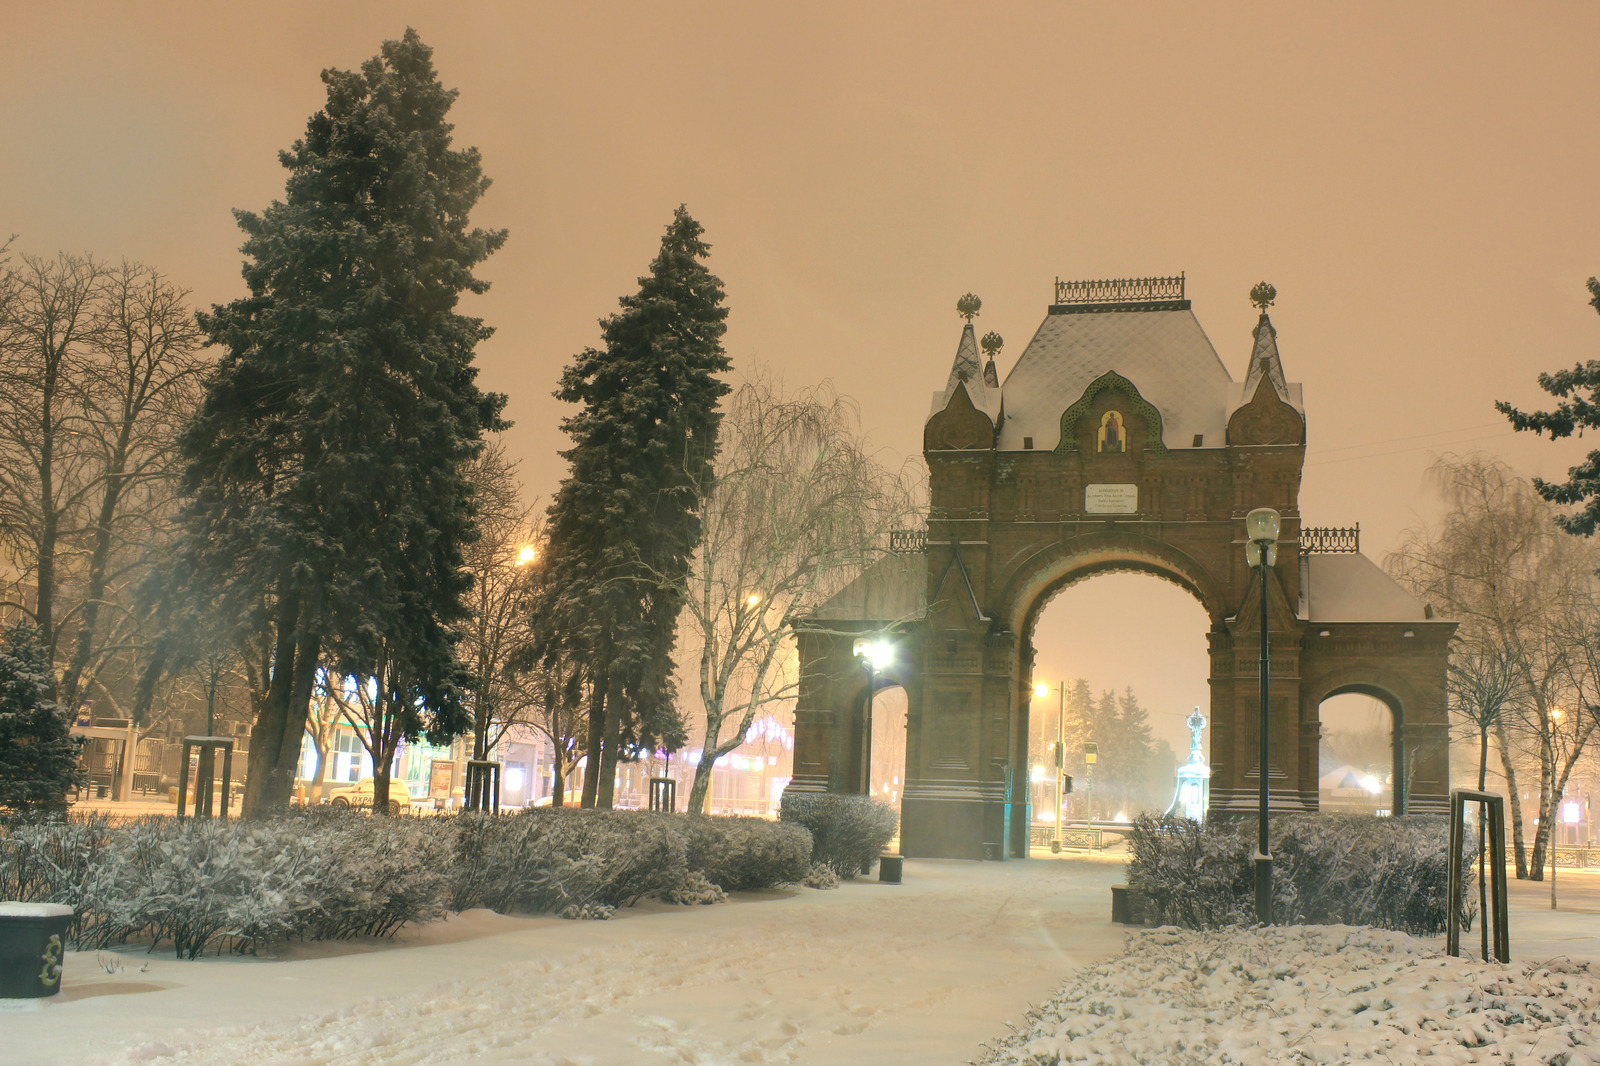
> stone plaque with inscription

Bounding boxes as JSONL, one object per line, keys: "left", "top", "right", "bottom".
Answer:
{"left": 1085, "top": 483, "right": 1138, "bottom": 514}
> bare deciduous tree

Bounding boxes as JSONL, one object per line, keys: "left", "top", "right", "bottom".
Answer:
{"left": 0, "top": 253, "right": 108, "bottom": 659}
{"left": 1391, "top": 455, "right": 1600, "bottom": 879}
{"left": 665, "top": 378, "right": 921, "bottom": 814}
{"left": 458, "top": 443, "right": 543, "bottom": 764}
{"left": 0, "top": 253, "right": 203, "bottom": 717}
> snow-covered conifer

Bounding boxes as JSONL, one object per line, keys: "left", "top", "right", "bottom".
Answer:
{"left": 535, "top": 207, "right": 729, "bottom": 806}
{"left": 0, "top": 624, "right": 86, "bottom": 810}
{"left": 175, "top": 29, "right": 505, "bottom": 815}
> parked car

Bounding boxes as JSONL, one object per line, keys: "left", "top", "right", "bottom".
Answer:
{"left": 325, "top": 778, "right": 416, "bottom": 815}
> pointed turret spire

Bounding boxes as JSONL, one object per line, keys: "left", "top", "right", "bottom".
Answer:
{"left": 945, "top": 320, "right": 983, "bottom": 392}
{"left": 928, "top": 294, "right": 1003, "bottom": 431}
{"left": 981, "top": 330, "right": 1003, "bottom": 388}
{"left": 1242, "top": 283, "right": 1290, "bottom": 402}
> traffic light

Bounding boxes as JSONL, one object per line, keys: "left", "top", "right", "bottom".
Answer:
{"left": 1062, "top": 774, "right": 1073, "bottom": 794}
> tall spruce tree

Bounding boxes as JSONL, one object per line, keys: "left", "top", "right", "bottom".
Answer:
{"left": 1115, "top": 686, "right": 1156, "bottom": 812}
{"left": 536, "top": 207, "right": 729, "bottom": 807}
{"left": 0, "top": 624, "right": 85, "bottom": 810}
{"left": 1497, "top": 277, "right": 1600, "bottom": 533}
{"left": 177, "top": 29, "right": 505, "bottom": 815}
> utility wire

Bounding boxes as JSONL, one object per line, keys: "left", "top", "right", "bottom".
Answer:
{"left": 1306, "top": 430, "right": 1519, "bottom": 467}
{"left": 1311, "top": 420, "right": 1510, "bottom": 458}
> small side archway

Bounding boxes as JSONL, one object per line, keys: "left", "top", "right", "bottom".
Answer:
{"left": 1304, "top": 669, "right": 1421, "bottom": 816}
{"left": 835, "top": 662, "right": 914, "bottom": 799}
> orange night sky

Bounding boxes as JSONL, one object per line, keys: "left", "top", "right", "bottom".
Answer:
{"left": 4, "top": 2, "right": 1597, "bottom": 750}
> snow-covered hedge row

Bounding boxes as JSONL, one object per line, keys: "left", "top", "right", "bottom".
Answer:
{"left": 2, "top": 808, "right": 449, "bottom": 957}
{"left": 778, "top": 793, "right": 898, "bottom": 877}
{"left": 1126, "top": 814, "right": 1472, "bottom": 935}
{"left": 2, "top": 807, "right": 811, "bottom": 956}
{"left": 450, "top": 808, "right": 811, "bottom": 915}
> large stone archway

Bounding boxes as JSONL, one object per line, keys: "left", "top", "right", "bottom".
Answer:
{"left": 788, "top": 277, "right": 1456, "bottom": 859}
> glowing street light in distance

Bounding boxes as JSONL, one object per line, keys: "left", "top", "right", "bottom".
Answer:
{"left": 515, "top": 545, "right": 537, "bottom": 566}
{"left": 853, "top": 637, "right": 894, "bottom": 670}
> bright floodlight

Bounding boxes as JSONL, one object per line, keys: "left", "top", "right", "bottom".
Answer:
{"left": 854, "top": 638, "right": 894, "bottom": 670}
{"left": 1034, "top": 682, "right": 1050, "bottom": 699}
{"left": 1245, "top": 507, "right": 1281, "bottom": 543}
{"left": 515, "top": 545, "right": 537, "bottom": 566}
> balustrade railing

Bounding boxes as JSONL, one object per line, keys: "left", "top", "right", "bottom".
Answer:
{"left": 1053, "top": 274, "right": 1185, "bottom": 306}
{"left": 1299, "top": 525, "right": 1360, "bottom": 553}
{"left": 888, "top": 529, "right": 927, "bottom": 553}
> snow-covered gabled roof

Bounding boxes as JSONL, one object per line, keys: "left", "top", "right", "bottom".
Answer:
{"left": 995, "top": 307, "right": 1232, "bottom": 451}
{"left": 1301, "top": 553, "right": 1430, "bottom": 623}
{"left": 808, "top": 553, "right": 928, "bottom": 624}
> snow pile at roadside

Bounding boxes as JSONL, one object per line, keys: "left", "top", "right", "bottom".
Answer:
{"left": 981, "top": 925, "right": 1600, "bottom": 1065}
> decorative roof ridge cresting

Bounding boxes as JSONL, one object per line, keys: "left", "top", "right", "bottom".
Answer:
{"left": 1053, "top": 274, "right": 1185, "bottom": 306}
{"left": 1054, "top": 370, "right": 1168, "bottom": 455}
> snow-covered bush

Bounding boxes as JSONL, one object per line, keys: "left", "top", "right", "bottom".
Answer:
{"left": 451, "top": 808, "right": 688, "bottom": 915}
{"left": 453, "top": 808, "right": 809, "bottom": 916}
{"left": 76, "top": 816, "right": 324, "bottom": 957}
{"left": 679, "top": 814, "right": 810, "bottom": 891}
{"left": 802, "top": 863, "right": 840, "bottom": 890}
{"left": 287, "top": 807, "right": 452, "bottom": 940}
{"left": 1126, "top": 814, "right": 1474, "bottom": 935}
{"left": 4, "top": 809, "right": 451, "bottom": 957}
{"left": 779, "top": 793, "right": 898, "bottom": 878}
{"left": 0, "top": 810, "right": 116, "bottom": 938}
{"left": 659, "top": 869, "right": 728, "bottom": 906}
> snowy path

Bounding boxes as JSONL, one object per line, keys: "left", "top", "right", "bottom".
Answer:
{"left": 8, "top": 856, "right": 1128, "bottom": 1066}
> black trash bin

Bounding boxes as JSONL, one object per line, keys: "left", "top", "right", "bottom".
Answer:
{"left": 0, "top": 903, "right": 74, "bottom": 999}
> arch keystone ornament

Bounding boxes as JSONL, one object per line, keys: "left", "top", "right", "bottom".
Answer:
{"left": 788, "top": 278, "right": 1456, "bottom": 859}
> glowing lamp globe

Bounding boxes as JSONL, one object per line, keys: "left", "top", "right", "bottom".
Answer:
{"left": 1245, "top": 507, "right": 1281, "bottom": 543}
{"left": 853, "top": 638, "right": 895, "bottom": 671}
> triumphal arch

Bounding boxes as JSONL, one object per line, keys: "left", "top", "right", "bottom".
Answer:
{"left": 786, "top": 275, "right": 1456, "bottom": 860}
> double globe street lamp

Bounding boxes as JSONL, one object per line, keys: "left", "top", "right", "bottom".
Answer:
{"left": 1245, "top": 506, "right": 1281, "bottom": 924}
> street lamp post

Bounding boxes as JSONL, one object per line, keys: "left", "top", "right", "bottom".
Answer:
{"left": 853, "top": 638, "right": 894, "bottom": 796}
{"left": 1084, "top": 743, "right": 1097, "bottom": 832}
{"left": 1246, "top": 506, "right": 1281, "bottom": 924}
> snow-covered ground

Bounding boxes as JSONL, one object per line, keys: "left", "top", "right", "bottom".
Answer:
{"left": 8, "top": 852, "right": 1600, "bottom": 1066}
{"left": 6, "top": 853, "right": 1129, "bottom": 1065}
{"left": 982, "top": 925, "right": 1600, "bottom": 1065}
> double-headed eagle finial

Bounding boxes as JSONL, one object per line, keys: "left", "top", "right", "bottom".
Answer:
{"left": 957, "top": 293, "right": 982, "bottom": 321}
{"left": 1250, "top": 281, "right": 1277, "bottom": 312}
